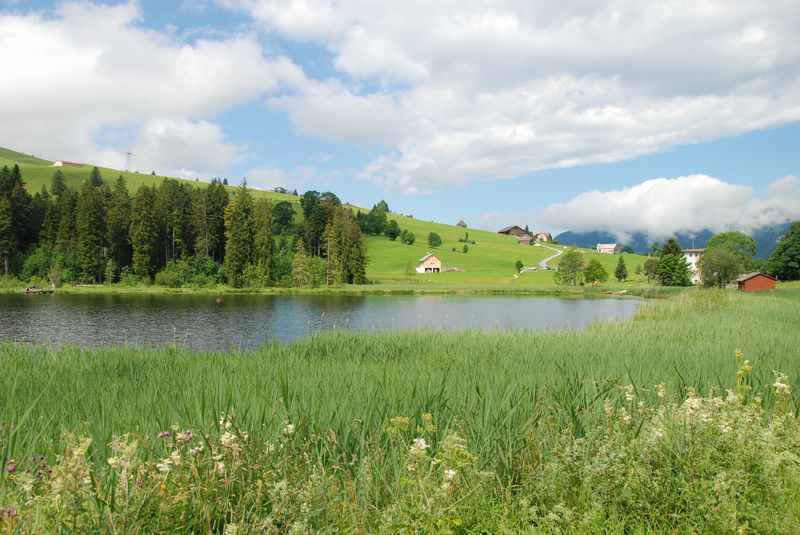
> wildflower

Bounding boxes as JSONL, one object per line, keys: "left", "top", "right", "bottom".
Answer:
{"left": 221, "top": 431, "right": 238, "bottom": 449}
{"left": 719, "top": 423, "right": 732, "bottom": 434}
{"left": 620, "top": 410, "right": 632, "bottom": 426}
{"left": 1, "top": 507, "right": 18, "bottom": 520}
{"left": 603, "top": 399, "right": 614, "bottom": 418}
{"left": 283, "top": 422, "right": 296, "bottom": 436}
{"left": 176, "top": 431, "right": 194, "bottom": 444}
{"left": 4, "top": 460, "right": 16, "bottom": 474}
{"left": 390, "top": 416, "right": 411, "bottom": 430}
{"left": 444, "top": 468, "right": 457, "bottom": 481}
{"left": 158, "top": 431, "right": 172, "bottom": 439}
{"left": 156, "top": 459, "right": 172, "bottom": 473}
{"left": 219, "top": 414, "right": 233, "bottom": 430}
{"left": 624, "top": 384, "right": 635, "bottom": 402}
{"left": 773, "top": 371, "right": 791, "bottom": 395}
{"left": 656, "top": 383, "right": 667, "bottom": 399}
{"left": 421, "top": 413, "right": 437, "bottom": 432}
{"left": 409, "top": 437, "right": 429, "bottom": 456}
{"left": 215, "top": 461, "right": 225, "bottom": 475}
{"left": 189, "top": 446, "right": 203, "bottom": 456}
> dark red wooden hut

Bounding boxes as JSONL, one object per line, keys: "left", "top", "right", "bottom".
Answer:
{"left": 736, "top": 272, "right": 777, "bottom": 292}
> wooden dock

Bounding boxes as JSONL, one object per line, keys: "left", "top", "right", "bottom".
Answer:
{"left": 23, "top": 287, "right": 55, "bottom": 295}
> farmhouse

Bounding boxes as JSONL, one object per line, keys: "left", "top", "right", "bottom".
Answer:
{"left": 596, "top": 243, "right": 622, "bottom": 254}
{"left": 416, "top": 253, "right": 442, "bottom": 273}
{"left": 52, "top": 160, "right": 84, "bottom": 167}
{"left": 533, "top": 231, "right": 552, "bottom": 242}
{"left": 517, "top": 235, "right": 533, "bottom": 245}
{"left": 737, "top": 272, "right": 776, "bottom": 292}
{"left": 498, "top": 225, "right": 529, "bottom": 238}
{"left": 682, "top": 248, "right": 704, "bottom": 285}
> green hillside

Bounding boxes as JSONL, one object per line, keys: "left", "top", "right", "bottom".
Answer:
{"left": 2, "top": 145, "right": 649, "bottom": 288}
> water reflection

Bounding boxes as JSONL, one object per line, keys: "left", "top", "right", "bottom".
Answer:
{"left": 0, "top": 293, "right": 640, "bottom": 350}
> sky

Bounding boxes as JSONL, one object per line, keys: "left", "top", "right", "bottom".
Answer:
{"left": 1, "top": 0, "right": 799, "bottom": 239}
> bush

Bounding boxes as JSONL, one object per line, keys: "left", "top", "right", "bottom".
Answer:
{"left": 428, "top": 232, "right": 442, "bottom": 248}
{"left": 400, "top": 230, "right": 416, "bottom": 245}
{"left": 584, "top": 259, "right": 609, "bottom": 283}
{"left": 155, "top": 257, "right": 225, "bottom": 288}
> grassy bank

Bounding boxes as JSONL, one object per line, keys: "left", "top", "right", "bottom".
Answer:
{"left": 1, "top": 289, "right": 800, "bottom": 532}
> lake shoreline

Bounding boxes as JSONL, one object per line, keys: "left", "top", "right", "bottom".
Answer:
{"left": 1, "top": 281, "right": 677, "bottom": 299}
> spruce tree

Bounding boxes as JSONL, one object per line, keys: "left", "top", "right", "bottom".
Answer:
{"left": 75, "top": 181, "right": 107, "bottom": 282}
{"left": 767, "top": 221, "right": 800, "bottom": 280}
{"left": 0, "top": 197, "right": 14, "bottom": 275}
{"left": 51, "top": 170, "right": 67, "bottom": 197}
{"left": 131, "top": 186, "right": 160, "bottom": 279}
{"left": 615, "top": 256, "right": 628, "bottom": 282}
{"left": 55, "top": 188, "right": 78, "bottom": 250}
{"left": 223, "top": 185, "right": 255, "bottom": 287}
{"left": 107, "top": 176, "right": 132, "bottom": 268}
{"left": 253, "top": 198, "right": 274, "bottom": 279}
{"left": 89, "top": 166, "right": 104, "bottom": 187}
{"left": 291, "top": 238, "right": 312, "bottom": 286}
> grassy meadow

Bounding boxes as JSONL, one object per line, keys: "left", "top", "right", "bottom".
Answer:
{"left": 2, "top": 288, "right": 800, "bottom": 532}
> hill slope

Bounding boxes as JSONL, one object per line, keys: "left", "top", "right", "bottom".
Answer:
{"left": 2, "top": 145, "right": 649, "bottom": 287}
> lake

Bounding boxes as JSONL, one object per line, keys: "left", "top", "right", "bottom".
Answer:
{"left": 0, "top": 293, "right": 641, "bottom": 350}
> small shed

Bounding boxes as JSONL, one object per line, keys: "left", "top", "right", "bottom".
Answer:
{"left": 737, "top": 272, "right": 776, "bottom": 292}
{"left": 416, "top": 253, "right": 442, "bottom": 273}
{"left": 517, "top": 235, "right": 533, "bottom": 245}
{"left": 533, "top": 231, "right": 552, "bottom": 242}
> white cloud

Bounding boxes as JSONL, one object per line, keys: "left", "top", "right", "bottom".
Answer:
{"left": 0, "top": 2, "right": 301, "bottom": 176}
{"left": 539, "top": 175, "right": 800, "bottom": 239}
{"left": 221, "top": 0, "right": 800, "bottom": 193}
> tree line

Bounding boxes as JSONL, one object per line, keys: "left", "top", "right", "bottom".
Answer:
{"left": 553, "top": 229, "right": 800, "bottom": 287}
{"left": 0, "top": 165, "right": 368, "bottom": 287}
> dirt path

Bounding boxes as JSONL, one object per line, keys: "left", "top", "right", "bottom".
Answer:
{"left": 537, "top": 244, "right": 563, "bottom": 269}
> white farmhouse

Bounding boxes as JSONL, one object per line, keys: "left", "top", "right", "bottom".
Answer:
{"left": 682, "top": 248, "right": 704, "bottom": 284}
{"left": 596, "top": 243, "right": 622, "bottom": 254}
{"left": 416, "top": 253, "right": 442, "bottom": 273}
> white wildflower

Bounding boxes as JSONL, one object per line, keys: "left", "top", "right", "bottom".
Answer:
{"left": 656, "top": 383, "right": 667, "bottom": 399}
{"left": 409, "top": 437, "right": 429, "bottom": 456}
{"left": 624, "top": 384, "right": 636, "bottom": 402}
{"left": 444, "top": 468, "right": 457, "bottom": 481}
{"left": 156, "top": 458, "right": 172, "bottom": 473}
{"left": 773, "top": 372, "right": 792, "bottom": 395}
{"left": 283, "top": 422, "right": 296, "bottom": 436}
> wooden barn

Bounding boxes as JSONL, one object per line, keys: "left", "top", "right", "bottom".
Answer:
{"left": 416, "top": 253, "right": 442, "bottom": 273}
{"left": 498, "top": 225, "right": 529, "bottom": 238}
{"left": 737, "top": 272, "right": 777, "bottom": 292}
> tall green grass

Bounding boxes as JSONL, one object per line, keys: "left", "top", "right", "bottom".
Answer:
{"left": 1, "top": 290, "right": 799, "bottom": 532}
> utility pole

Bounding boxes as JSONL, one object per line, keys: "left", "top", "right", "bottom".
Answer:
{"left": 124, "top": 152, "right": 134, "bottom": 172}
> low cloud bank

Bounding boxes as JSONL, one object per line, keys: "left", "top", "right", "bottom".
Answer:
{"left": 540, "top": 175, "right": 800, "bottom": 240}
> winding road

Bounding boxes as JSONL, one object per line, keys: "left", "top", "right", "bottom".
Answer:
{"left": 537, "top": 244, "right": 563, "bottom": 270}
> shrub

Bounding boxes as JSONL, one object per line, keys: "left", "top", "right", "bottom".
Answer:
{"left": 428, "top": 232, "right": 442, "bottom": 248}
{"left": 585, "top": 259, "right": 609, "bottom": 283}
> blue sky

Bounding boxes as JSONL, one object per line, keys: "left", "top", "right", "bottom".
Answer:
{"left": 1, "top": 0, "right": 799, "bottom": 237}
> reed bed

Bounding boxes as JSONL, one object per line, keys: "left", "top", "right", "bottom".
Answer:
{"left": 1, "top": 289, "right": 799, "bottom": 533}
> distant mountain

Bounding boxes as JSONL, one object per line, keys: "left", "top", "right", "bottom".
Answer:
{"left": 555, "top": 224, "right": 790, "bottom": 259}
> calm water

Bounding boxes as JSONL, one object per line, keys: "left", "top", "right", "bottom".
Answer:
{"left": 0, "top": 293, "right": 640, "bottom": 350}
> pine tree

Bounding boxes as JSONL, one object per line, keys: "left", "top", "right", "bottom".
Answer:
{"left": 224, "top": 185, "right": 255, "bottom": 287}
{"left": 131, "top": 186, "right": 159, "bottom": 279}
{"left": 51, "top": 170, "right": 67, "bottom": 197}
{"left": 767, "top": 221, "right": 800, "bottom": 280}
{"left": 0, "top": 197, "right": 14, "bottom": 275}
{"left": 291, "top": 238, "right": 312, "bottom": 286}
{"left": 75, "top": 181, "right": 107, "bottom": 282}
{"left": 55, "top": 188, "right": 78, "bottom": 250}
{"left": 107, "top": 176, "right": 132, "bottom": 268}
{"left": 615, "top": 256, "right": 628, "bottom": 282}
{"left": 656, "top": 238, "right": 691, "bottom": 286}
{"left": 89, "top": 166, "right": 104, "bottom": 187}
{"left": 253, "top": 198, "right": 274, "bottom": 279}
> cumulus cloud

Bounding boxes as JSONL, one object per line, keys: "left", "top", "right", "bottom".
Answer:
{"left": 539, "top": 175, "right": 800, "bottom": 239}
{"left": 0, "top": 1, "right": 301, "bottom": 176}
{"left": 220, "top": 0, "right": 800, "bottom": 193}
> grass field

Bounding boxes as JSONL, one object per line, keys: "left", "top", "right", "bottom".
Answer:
{"left": 2, "top": 145, "right": 650, "bottom": 291}
{"left": 1, "top": 288, "right": 799, "bottom": 532}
